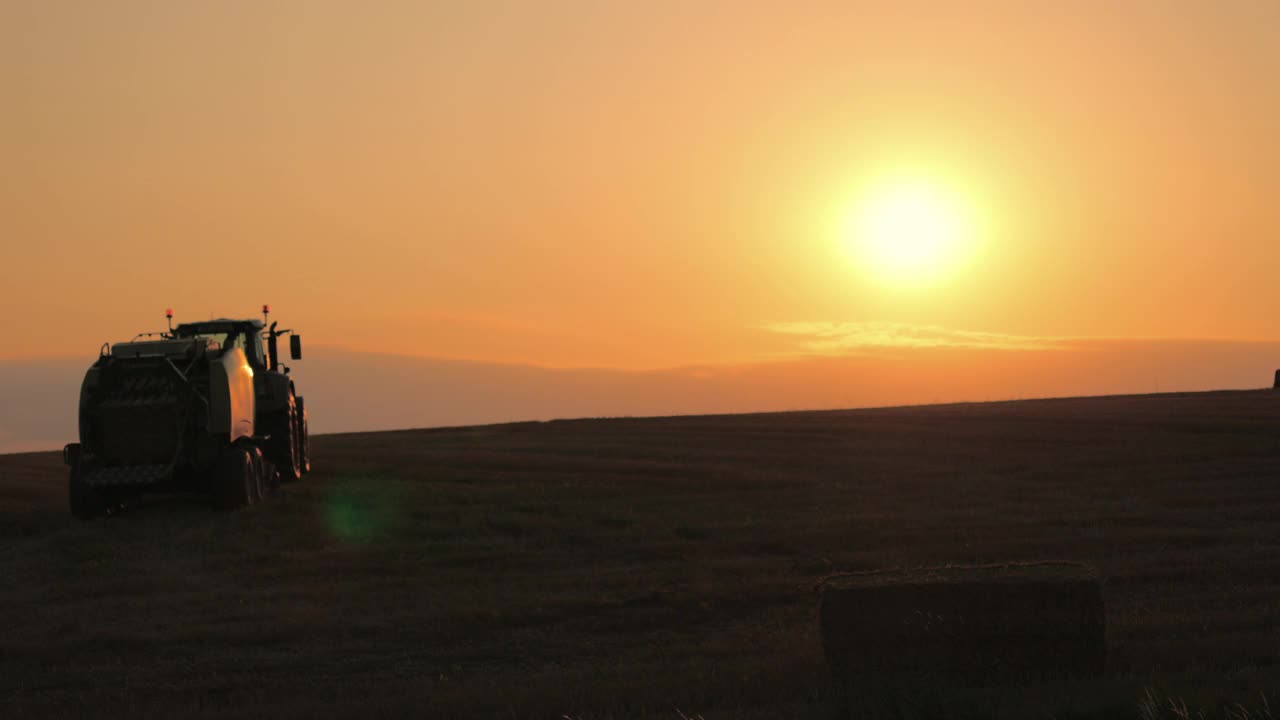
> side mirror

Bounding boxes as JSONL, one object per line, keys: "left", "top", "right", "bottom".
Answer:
{"left": 290, "top": 334, "right": 303, "bottom": 360}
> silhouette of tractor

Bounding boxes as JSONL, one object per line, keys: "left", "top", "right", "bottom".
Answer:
{"left": 62, "top": 306, "right": 310, "bottom": 518}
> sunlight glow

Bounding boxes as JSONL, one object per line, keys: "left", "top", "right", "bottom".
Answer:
{"left": 841, "top": 174, "right": 978, "bottom": 287}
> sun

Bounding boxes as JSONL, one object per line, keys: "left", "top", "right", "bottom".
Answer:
{"left": 841, "top": 174, "right": 977, "bottom": 287}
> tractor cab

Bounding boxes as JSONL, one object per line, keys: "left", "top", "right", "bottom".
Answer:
{"left": 173, "top": 315, "right": 302, "bottom": 373}
{"left": 172, "top": 309, "right": 308, "bottom": 484}
{"left": 174, "top": 320, "right": 269, "bottom": 369}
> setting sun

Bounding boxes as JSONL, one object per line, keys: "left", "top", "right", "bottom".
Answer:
{"left": 842, "top": 175, "right": 978, "bottom": 287}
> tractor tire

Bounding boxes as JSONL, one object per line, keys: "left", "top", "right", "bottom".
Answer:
{"left": 262, "top": 455, "right": 280, "bottom": 496}
{"left": 296, "top": 396, "right": 311, "bottom": 475}
{"left": 248, "top": 445, "right": 266, "bottom": 503}
{"left": 69, "top": 460, "right": 107, "bottom": 520}
{"left": 215, "top": 443, "right": 256, "bottom": 510}
{"left": 272, "top": 393, "right": 303, "bottom": 483}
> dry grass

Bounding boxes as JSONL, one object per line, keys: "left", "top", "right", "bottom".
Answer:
{"left": 1140, "top": 688, "right": 1275, "bottom": 720}
{"left": 819, "top": 562, "right": 1105, "bottom": 683}
{"left": 2, "top": 389, "right": 1280, "bottom": 718}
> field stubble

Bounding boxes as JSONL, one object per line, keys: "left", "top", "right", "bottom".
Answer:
{"left": 2, "top": 390, "right": 1280, "bottom": 718}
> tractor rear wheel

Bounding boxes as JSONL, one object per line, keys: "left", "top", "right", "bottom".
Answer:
{"left": 69, "top": 460, "right": 106, "bottom": 520}
{"left": 297, "top": 396, "right": 311, "bottom": 476}
{"left": 215, "top": 444, "right": 256, "bottom": 510}
{"left": 273, "top": 394, "right": 303, "bottom": 483}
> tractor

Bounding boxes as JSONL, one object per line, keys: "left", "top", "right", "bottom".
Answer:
{"left": 62, "top": 306, "right": 310, "bottom": 518}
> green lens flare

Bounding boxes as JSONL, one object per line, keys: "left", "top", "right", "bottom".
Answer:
{"left": 323, "top": 475, "right": 400, "bottom": 544}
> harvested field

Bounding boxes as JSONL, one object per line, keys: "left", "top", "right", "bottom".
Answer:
{"left": 2, "top": 390, "right": 1280, "bottom": 718}
{"left": 819, "top": 562, "right": 1105, "bottom": 688}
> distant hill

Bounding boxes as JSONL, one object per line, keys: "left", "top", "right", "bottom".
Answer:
{"left": 3, "top": 339, "right": 1278, "bottom": 454}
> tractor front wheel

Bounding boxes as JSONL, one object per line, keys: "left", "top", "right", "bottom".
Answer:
{"left": 215, "top": 444, "right": 257, "bottom": 510}
{"left": 250, "top": 444, "right": 279, "bottom": 500}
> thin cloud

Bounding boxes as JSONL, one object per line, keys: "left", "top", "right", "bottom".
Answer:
{"left": 764, "top": 321, "right": 1071, "bottom": 353}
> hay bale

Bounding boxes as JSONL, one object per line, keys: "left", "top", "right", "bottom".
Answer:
{"left": 819, "top": 562, "right": 1104, "bottom": 685}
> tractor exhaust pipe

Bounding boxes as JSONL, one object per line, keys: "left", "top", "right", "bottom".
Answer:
{"left": 268, "top": 321, "right": 279, "bottom": 372}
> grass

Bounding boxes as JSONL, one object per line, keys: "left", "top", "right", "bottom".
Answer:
{"left": 1, "top": 389, "right": 1279, "bottom": 717}
{"left": 1139, "top": 688, "right": 1275, "bottom": 720}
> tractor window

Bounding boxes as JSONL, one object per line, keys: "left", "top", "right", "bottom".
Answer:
{"left": 246, "top": 333, "right": 266, "bottom": 366}
{"left": 191, "top": 332, "right": 230, "bottom": 349}
{"left": 226, "top": 332, "right": 254, "bottom": 362}
{"left": 176, "top": 326, "right": 262, "bottom": 361}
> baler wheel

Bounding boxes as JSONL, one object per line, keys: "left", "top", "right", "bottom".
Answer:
{"left": 69, "top": 461, "right": 107, "bottom": 520}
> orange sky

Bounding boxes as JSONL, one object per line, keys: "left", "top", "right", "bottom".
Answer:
{"left": 4, "top": 1, "right": 1279, "bottom": 370}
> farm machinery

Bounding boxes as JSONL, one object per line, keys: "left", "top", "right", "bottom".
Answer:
{"left": 62, "top": 307, "right": 310, "bottom": 518}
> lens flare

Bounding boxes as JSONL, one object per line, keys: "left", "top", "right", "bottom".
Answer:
{"left": 323, "top": 475, "right": 401, "bottom": 544}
